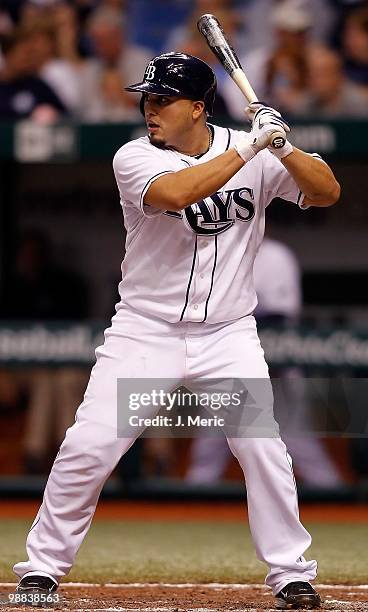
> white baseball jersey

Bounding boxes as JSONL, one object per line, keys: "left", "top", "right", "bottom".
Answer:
{"left": 113, "top": 124, "right": 305, "bottom": 324}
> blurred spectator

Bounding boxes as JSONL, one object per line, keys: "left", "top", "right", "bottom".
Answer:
{"left": 329, "top": 0, "right": 367, "bottom": 48}
{"left": 83, "top": 66, "right": 142, "bottom": 122}
{"left": 253, "top": 237, "right": 344, "bottom": 488}
{"left": 253, "top": 236, "right": 301, "bottom": 322}
{"left": 85, "top": 6, "right": 151, "bottom": 82}
{"left": 126, "top": 0, "right": 192, "bottom": 55}
{"left": 79, "top": 5, "right": 149, "bottom": 121}
{"left": 16, "top": 2, "right": 93, "bottom": 76}
{"left": 0, "top": 229, "right": 90, "bottom": 474}
{"left": 49, "top": 3, "right": 85, "bottom": 66}
{"left": 0, "top": 28, "right": 67, "bottom": 121}
{"left": 220, "top": 0, "right": 315, "bottom": 119}
{"left": 263, "top": 1, "right": 315, "bottom": 113}
{"left": 236, "top": 0, "right": 337, "bottom": 56}
{"left": 0, "top": 9, "right": 14, "bottom": 36}
{"left": 341, "top": 5, "right": 368, "bottom": 92}
{"left": 16, "top": 20, "right": 83, "bottom": 115}
{"left": 295, "top": 45, "right": 368, "bottom": 117}
{"left": 0, "top": 9, "right": 13, "bottom": 70}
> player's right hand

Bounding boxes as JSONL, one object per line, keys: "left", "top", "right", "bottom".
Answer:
{"left": 246, "top": 103, "right": 293, "bottom": 158}
{"left": 246, "top": 102, "right": 290, "bottom": 135}
{"left": 234, "top": 105, "right": 289, "bottom": 162}
{"left": 249, "top": 118, "right": 287, "bottom": 154}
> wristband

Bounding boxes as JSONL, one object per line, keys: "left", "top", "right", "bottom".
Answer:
{"left": 233, "top": 142, "right": 257, "bottom": 163}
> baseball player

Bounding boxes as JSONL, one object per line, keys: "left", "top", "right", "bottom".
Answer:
{"left": 14, "top": 53, "right": 340, "bottom": 609}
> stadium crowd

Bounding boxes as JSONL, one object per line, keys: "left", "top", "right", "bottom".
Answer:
{"left": 0, "top": 0, "right": 368, "bottom": 122}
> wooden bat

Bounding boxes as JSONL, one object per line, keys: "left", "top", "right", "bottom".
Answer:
{"left": 197, "top": 13, "right": 286, "bottom": 149}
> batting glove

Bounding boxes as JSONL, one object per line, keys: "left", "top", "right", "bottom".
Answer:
{"left": 234, "top": 117, "right": 288, "bottom": 163}
{"left": 246, "top": 102, "right": 294, "bottom": 160}
{"left": 246, "top": 102, "right": 290, "bottom": 133}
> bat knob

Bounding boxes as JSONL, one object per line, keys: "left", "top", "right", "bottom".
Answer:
{"left": 270, "top": 132, "right": 286, "bottom": 149}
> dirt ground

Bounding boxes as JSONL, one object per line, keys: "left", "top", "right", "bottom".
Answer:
{"left": 0, "top": 501, "right": 367, "bottom": 523}
{"left": 1, "top": 584, "right": 368, "bottom": 612}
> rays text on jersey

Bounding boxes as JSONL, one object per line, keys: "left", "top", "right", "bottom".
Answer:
{"left": 164, "top": 187, "right": 255, "bottom": 235}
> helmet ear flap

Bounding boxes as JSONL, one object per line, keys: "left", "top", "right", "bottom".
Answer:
{"left": 204, "top": 82, "right": 216, "bottom": 117}
{"left": 140, "top": 93, "right": 146, "bottom": 117}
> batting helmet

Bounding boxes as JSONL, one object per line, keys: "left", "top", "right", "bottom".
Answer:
{"left": 125, "top": 52, "right": 217, "bottom": 117}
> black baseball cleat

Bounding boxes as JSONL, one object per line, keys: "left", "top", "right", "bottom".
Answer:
{"left": 15, "top": 575, "right": 58, "bottom": 607}
{"left": 274, "top": 581, "right": 321, "bottom": 609}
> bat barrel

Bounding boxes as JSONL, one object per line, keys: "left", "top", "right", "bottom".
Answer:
{"left": 197, "top": 13, "right": 242, "bottom": 74}
{"left": 197, "top": 14, "right": 220, "bottom": 37}
{"left": 198, "top": 13, "right": 287, "bottom": 150}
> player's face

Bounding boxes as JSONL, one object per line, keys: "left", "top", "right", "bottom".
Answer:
{"left": 144, "top": 94, "right": 201, "bottom": 149}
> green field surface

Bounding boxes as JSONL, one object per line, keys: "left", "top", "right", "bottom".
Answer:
{"left": 1, "top": 520, "right": 367, "bottom": 585}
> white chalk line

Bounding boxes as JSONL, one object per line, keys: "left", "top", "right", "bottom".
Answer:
{"left": 61, "top": 609, "right": 259, "bottom": 612}
{"left": 0, "top": 607, "right": 270, "bottom": 612}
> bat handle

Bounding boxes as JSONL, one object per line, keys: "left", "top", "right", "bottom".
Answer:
{"left": 230, "top": 71, "right": 287, "bottom": 150}
{"left": 269, "top": 131, "right": 286, "bottom": 149}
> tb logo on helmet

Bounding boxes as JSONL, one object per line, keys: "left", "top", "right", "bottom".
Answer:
{"left": 145, "top": 62, "right": 156, "bottom": 81}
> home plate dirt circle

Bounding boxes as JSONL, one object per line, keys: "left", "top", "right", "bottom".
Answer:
{"left": 1, "top": 584, "right": 368, "bottom": 611}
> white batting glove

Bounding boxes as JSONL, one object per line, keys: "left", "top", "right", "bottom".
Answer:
{"left": 246, "top": 102, "right": 293, "bottom": 160}
{"left": 246, "top": 102, "right": 290, "bottom": 133}
{"left": 234, "top": 117, "right": 287, "bottom": 163}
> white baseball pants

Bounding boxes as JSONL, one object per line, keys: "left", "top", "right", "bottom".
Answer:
{"left": 14, "top": 305, "right": 317, "bottom": 595}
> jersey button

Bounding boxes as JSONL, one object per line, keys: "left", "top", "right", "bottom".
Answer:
{"left": 193, "top": 304, "right": 199, "bottom": 310}
{"left": 200, "top": 273, "right": 205, "bottom": 279}
{"left": 202, "top": 240, "right": 208, "bottom": 247}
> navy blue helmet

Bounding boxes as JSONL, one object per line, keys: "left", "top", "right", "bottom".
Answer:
{"left": 125, "top": 52, "right": 217, "bottom": 116}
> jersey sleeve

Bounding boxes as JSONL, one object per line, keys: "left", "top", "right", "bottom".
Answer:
{"left": 260, "top": 149, "right": 305, "bottom": 208}
{"left": 113, "top": 138, "right": 176, "bottom": 217}
{"left": 261, "top": 150, "right": 328, "bottom": 209}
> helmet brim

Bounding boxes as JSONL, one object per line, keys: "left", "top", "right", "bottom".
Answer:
{"left": 125, "top": 81, "right": 184, "bottom": 96}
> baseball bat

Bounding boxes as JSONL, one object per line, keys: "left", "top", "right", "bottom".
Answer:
{"left": 197, "top": 13, "right": 286, "bottom": 149}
